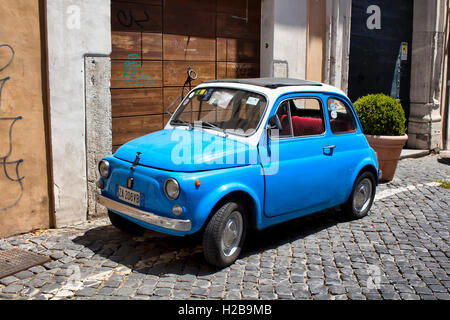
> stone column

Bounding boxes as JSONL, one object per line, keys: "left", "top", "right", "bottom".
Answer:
{"left": 408, "top": 0, "right": 447, "bottom": 150}
{"left": 85, "top": 56, "right": 112, "bottom": 219}
{"left": 443, "top": 2, "right": 450, "bottom": 153}
{"left": 323, "top": 0, "right": 352, "bottom": 93}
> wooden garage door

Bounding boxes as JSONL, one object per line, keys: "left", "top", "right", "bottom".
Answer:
{"left": 111, "top": 0, "right": 261, "bottom": 150}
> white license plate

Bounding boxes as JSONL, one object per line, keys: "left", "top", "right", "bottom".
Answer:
{"left": 117, "top": 185, "right": 142, "bottom": 207}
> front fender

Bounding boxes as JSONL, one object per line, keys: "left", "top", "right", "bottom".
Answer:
{"left": 186, "top": 166, "right": 264, "bottom": 234}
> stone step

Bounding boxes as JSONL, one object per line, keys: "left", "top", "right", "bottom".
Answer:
{"left": 439, "top": 150, "right": 450, "bottom": 159}
{"left": 399, "top": 149, "right": 430, "bottom": 160}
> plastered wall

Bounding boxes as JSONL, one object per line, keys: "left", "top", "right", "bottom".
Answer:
{"left": 46, "top": 0, "right": 111, "bottom": 227}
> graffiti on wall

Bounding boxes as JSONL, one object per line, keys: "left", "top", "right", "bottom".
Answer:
{"left": 0, "top": 44, "right": 24, "bottom": 212}
{"left": 123, "top": 54, "right": 154, "bottom": 87}
{"left": 0, "top": 44, "right": 14, "bottom": 111}
{"left": 117, "top": 9, "right": 150, "bottom": 29}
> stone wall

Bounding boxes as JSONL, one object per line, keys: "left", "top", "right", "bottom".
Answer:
{"left": 85, "top": 56, "right": 112, "bottom": 219}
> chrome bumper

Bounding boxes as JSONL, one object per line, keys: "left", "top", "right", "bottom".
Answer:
{"left": 96, "top": 194, "right": 192, "bottom": 232}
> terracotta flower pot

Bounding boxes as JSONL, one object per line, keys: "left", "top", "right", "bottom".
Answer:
{"left": 365, "top": 134, "right": 408, "bottom": 182}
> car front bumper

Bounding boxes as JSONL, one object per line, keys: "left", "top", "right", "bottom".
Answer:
{"left": 96, "top": 194, "right": 192, "bottom": 232}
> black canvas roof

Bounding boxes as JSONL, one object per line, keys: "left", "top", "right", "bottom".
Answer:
{"left": 202, "top": 77, "right": 323, "bottom": 89}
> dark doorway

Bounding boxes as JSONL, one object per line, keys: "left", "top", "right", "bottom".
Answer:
{"left": 348, "top": 0, "right": 414, "bottom": 122}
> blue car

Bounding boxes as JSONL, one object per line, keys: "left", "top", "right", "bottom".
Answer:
{"left": 97, "top": 78, "right": 379, "bottom": 267}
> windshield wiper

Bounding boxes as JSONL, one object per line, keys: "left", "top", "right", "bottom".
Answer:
{"left": 198, "top": 121, "right": 228, "bottom": 137}
{"left": 171, "top": 119, "right": 228, "bottom": 136}
{"left": 170, "top": 118, "right": 193, "bottom": 130}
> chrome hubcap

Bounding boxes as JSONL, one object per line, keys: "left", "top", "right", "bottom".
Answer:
{"left": 352, "top": 178, "right": 373, "bottom": 214}
{"left": 221, "top": 212, "right": 243, "bottom": 257}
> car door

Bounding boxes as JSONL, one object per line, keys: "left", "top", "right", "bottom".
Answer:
{"left": 321, "top": 95, "right": 364, "bottom": 203}
{"left": 261, "top": 93, "right": 337, "bottom": 218}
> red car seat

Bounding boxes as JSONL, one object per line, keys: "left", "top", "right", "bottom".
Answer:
{"left": 279, "top": 115, "right": 324, "bottom": 136}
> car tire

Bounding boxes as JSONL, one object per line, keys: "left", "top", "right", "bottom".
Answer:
{"left": 343, "top": 171, "right": 376, "bottom": 219}
{"left": 203, "top": 202, "right": 247, "bottom": 268}
{"left": 108, "top": 210, "right": 145, "bottom": 235}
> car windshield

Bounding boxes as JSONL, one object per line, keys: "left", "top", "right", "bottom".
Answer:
{"left": 170, "top": 87, "right": 267, "bottom": 136}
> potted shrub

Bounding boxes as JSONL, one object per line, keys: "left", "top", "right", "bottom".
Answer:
{"left": 354, "top": 93, "right": 408, "bottom": 182}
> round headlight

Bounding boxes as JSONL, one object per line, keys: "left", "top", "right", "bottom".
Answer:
{"left": 164, "top": 178, "right": 180, "bottom": 200}
{"left": 98, "top": 160, "right": 110, "bottom": 179}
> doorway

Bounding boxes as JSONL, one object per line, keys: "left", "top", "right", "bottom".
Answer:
{"left": 348, "top": 0, "right": 414, "bottom": 121}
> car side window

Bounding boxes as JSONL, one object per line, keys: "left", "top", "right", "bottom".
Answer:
{"left": 276, "top": 101, "right": 293, "bottom": 138}
{"left": 289, "top": 98, "right": 325, "bottom": 137}
{"left": 327, "top": 98, "right": 357, "bottom": 134}
{"left": 271, "top": 98, "right": 325, "bottom": 139}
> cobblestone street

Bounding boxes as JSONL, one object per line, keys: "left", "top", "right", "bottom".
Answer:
{"left": 0, "top": 155, "right": 449, "bottom": 300}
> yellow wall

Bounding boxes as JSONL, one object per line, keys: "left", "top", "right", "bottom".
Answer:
{"left": 306, "top": 0, "right": 326, "bottom": 82}
{"left": 0, "top": 0, "right": 50, "bottom": 237}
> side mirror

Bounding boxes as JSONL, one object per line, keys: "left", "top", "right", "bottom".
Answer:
{"left": 268, "top": 114, "right": 282, "bottom": 130}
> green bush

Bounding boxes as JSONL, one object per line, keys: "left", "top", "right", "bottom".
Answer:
{"left": 353, "top": 93, "right": 406, "bottom": 136}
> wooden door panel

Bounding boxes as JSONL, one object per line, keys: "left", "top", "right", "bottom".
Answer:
{"left": 217, "top": 0, "right": 261, "bottom": 16}
{"left": 112, "top": 88, "right": 163, "bottom": 117}
{"left": 111, "top": 0, "right": 260, "bottom": 149}
{"left": 120, "top": 0, "right": 162, "bottom": 5}
{"left": 164, "top": 87, "right": 184, "bottom": 110}
{"left": 163, "top": 35, "right": 216, "bottom": 61}
{"left": 163, "top": 113, "right": 171, "bottom": 127}
{"left": 112, "top": 32, "right": 162, "bottom": 61}
{"left": 112, "top": 115, "right": 164, "bottom": 146}
{"left": 164, "top": 0, "right": 216, "bottom": 37}
{"left": 163, "top": 61, "right": 215, "bottom": 86}
{"left": 111, "top": 60, "right": 162, "bottom": 89}
{"left": 216, "top": 0, "right": 261, "bottom": 40}
{"left": 111, "top": 31, "right": 141, "bottom": 60}
{"left": 216, "top": 12, "right": 260, "bottom": 40}
{"left": 217, "top": 38, "right": 259, "bottom": 62}
{"left": 112, "top": 1, "right": 162, "bottom": 32}
{"left": 217, "top": 62, "right": 259, "bottom": 79}
{"left": 142, "top": 33, "right": 163, "bottom": 60}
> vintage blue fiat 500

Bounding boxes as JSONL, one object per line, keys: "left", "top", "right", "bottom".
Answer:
{"left": 97, "top": 78, "right": 379, "bottom": 267}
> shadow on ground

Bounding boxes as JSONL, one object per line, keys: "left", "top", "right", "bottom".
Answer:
{"left": 72, "top": 208, "right": 351, "bottom": 277}
{"left": 437, "top": 157, "right": 450, "bottom": 166}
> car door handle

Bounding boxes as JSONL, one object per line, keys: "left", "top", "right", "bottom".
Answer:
{"left": 323, "top": 145, "right": 336, "bottom": 156}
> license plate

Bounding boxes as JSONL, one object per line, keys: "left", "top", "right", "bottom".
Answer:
{"left": 117, "top": 185, "right": 142, "bottom": 207}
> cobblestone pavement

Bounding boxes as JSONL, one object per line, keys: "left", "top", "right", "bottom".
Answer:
{"left": 0, "top": 155, "right": 449, "bottom": 300}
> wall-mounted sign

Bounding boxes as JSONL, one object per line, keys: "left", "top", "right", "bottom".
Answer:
{"left": 273, "top": 60, "right": 289, "bottom": 78}
{"left": 401, "top": 42, "right": 408, "bottom": 61}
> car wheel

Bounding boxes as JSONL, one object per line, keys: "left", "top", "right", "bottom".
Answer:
{"left": 108, "top": 210, "right": 145, "bottom": 235}
{"left": 203, "top": 202, "right": 247, "bottom": 268}
{"left": 343, "top": 171, "right": 376, "bottom": 219}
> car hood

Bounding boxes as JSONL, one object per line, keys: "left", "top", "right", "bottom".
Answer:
{"left": 114, "top": 129, "right": 258, "bottom": 172}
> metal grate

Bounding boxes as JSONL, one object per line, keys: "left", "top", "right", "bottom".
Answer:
{"left": 0, "top": 248, "right": 50, "bottom": 279}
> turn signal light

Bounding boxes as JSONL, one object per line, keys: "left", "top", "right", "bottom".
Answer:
{"left": 195, "top": 180, "right": 201, "bottom": 187}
